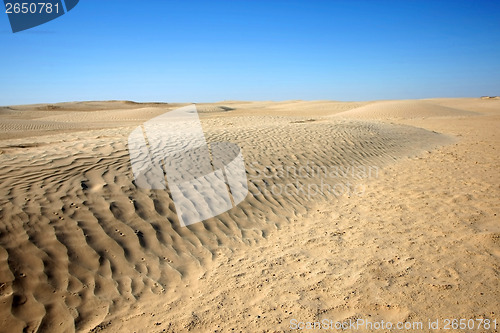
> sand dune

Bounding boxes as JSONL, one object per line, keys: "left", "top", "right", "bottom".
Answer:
{"left": 0, "top": 99, "right": 498, "bottom": 332}
{"left": 335, "top": 99, "right": 478, "bottom": 119}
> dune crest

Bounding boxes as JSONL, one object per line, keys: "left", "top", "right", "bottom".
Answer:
{"left": 335, "top": 99, "right": 478, "bottom": 119}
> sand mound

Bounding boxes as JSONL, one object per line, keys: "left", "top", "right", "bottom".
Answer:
{"left": 219, "top": 100, "right": 370, "bottom": 117}
{"left": 0, "top": 102, "right": 451, "bottom": 332}
{"left": 423, "top": 97, "right": 500, "bottom": 115}
{"left": 335, "top": 100, "right": 477, "bottom": 120}
{"left": 0, "top": 99, "right": 497, "bottom": 332}
{"left": 0, "top": 105, "right": 185, "bottom": 140}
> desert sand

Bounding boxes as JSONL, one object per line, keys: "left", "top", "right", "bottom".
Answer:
{"left": 0, "top": 98, "right": 498, "bottom": 332}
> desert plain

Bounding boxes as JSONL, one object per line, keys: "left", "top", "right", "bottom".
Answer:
{"left": 0, "top": 98, "right": 498, "bottom": 332}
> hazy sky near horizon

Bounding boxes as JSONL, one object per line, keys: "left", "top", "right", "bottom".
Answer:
{"left": 1, "top": 0, "right": 499, "bottom": 105}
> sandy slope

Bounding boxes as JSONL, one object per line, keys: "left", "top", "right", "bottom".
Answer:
{"left": 334, "top": 99, "right": 478, "bottom": 120}
{"left": 0, "top": 98, "right": 498, "bottom": 332}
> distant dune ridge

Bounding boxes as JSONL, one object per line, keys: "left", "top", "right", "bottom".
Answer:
{"left": 335, "top": 99, "right": 478, "bottom": 119}
{"left": 0, "top": 98, "right": 498, "bottom": 332}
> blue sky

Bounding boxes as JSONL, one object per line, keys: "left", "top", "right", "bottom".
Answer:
{"left": 1, "top": 0, "right": 499, "bottom": 105}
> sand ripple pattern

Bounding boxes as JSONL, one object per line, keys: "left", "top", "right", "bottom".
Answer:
{"left": 0, "top": 112, "right": 448, "bottom": 332}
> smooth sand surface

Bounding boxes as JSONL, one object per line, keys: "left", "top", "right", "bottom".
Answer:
{"left": 0, "top": 98, "right": 498, "bottom": 332}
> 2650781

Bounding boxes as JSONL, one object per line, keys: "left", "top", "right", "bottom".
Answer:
{"left": 443, "top": 318, "right": 497, "bottom": 330}
{"left": 5, "top": 2, "right": 60, "bottom": 14}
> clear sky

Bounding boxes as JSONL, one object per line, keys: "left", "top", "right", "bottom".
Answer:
{"left": 1, "top": 0, "right": 499, "bottom": 105}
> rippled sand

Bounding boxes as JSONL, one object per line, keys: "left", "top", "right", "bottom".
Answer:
{"left": 0, "top": 98, "right": 498, "bottom": 332}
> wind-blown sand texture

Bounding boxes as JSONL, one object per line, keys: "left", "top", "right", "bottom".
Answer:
{"left": 0, "top": 98, "right": 498, "bottom": 332}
